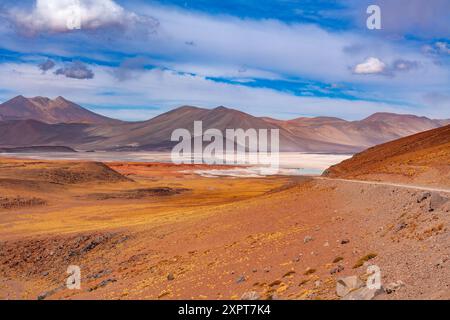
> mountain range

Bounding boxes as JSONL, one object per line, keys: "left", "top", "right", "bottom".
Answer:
{"left": 0, "top": 95, "right": 448, "bottom": 153}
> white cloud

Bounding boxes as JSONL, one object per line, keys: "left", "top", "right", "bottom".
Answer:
{"left": 9, "top": 0, "right": 157, "bottom": 34}
{"left": 435, "top": 42, "right": 450, "bottom": 55}
{"left": 353, "top": 57, "right": 386, "bottom": 75}
{"left": 0, "top": 62, "right": 440, "bottom": 121}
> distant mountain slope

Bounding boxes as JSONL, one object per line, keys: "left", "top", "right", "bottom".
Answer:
{"left": 323, "top": 125, "right": 450, "bottom": 186}
{"left": 0, "top": 96, "right": 448, "bottom": 153}
{"left": 267, "top": 112, "right": 446, "bottom": 151}
{"left": 82, "top": 105, "right": 361, "bottom": 152}
{"left": 0, "top": 96, "right": 119, "bottom": 124}
{"left": 0, "top": 120, "right": 93, "bottom": 147}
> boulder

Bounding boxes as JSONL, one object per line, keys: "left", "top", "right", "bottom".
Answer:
{"left": 304, "top": 236, "right": 314, "bottom": 244}
{"left": 417, "top": 192, "right": 431, "bottom": 203}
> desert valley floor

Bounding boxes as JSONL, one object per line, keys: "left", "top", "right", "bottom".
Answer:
{"left": 0, "top": 154, "right": 448, "bottom": 300}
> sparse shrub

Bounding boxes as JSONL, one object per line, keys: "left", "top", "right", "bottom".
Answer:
{"left": 332, "top": 256, "right": 344, "bottom": 263}
{"left": 303, "top": 268, "right": 316, "bottom": 275}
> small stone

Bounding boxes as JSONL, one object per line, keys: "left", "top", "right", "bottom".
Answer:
{"left": 314, "top": 280, "right": 322, "bottom": 288}
{"left": 263, "top": 267, "right": 271, "bottom": 273}
{"left": 340, "top": 239, "right": 350, "bottom": 245}
{"left": 324, "top": 241, "right": 330, "bottom": 247}
{"left": 167, "top": 273, "right": 175, "bottom": 281}
{"left": 394, "top": 222, "right": 407, "bottom": 232}
{"left": 304, "top": 236, "right": 313, "bottom": 244}
{"left": 417, "top": 192, "right": 431, "bottom": 203}
{"left": 241, "top": 291, "right": 260, "bottom": 300}
{"left": 330, "top": 265, "right": 344, "bottom": 275}
{"left": 435, "top": 257, "right": 448, "bottom": 268}
{"left": 236, "top": 275, "right": 246, "bottom": 283}
{"left": 252, "top": 269, "right": 258, "bottom": 273}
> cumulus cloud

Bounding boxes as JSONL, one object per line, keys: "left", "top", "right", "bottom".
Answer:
{"left": 353, "top": 57, "right": 386, "bottom": 75}
{"left": 8, "top": 0, "right": 158, "bottom": 34}
{"left": 423, "top": 42, "right": 450, "bottom": 56}
{"left": 353, "top": 57, "right": 419, "bottom": 76}
{"left": 38, "top": 59, "right": 55, "bottom": 73}
{"left": 54, "top": 61, "right": 94, "bottom": 79}
{"left": 0, "top": 62, "right": 428, "bottom": 120}
{"left": 392, "top": 59, "right": 419, "bottom": 72}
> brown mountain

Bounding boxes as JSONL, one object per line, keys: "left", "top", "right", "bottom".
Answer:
{"left": 0, "top": 95, "right": 119, "bottom": 124}
{"left": 0, "top": 97, "right": 448, "bottom": 153}
{"left": 323, "top": 125, "right": 450, "bottom": 186}
{"left": 81, "top": 105, "right": 365, "bottom": 152}
{"left": 266, "top": 112, "right": 446, "bottom": 151}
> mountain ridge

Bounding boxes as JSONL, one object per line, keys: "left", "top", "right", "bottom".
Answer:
{"left": 0, "top": 95, "right": 448, "bottom": 153}
{"left": 0, "top": 95, "right": 120, "bottom": 124}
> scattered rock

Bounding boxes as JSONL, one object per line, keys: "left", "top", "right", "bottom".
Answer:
{"left": 417, "top": 192, "right": 431, "bottom": 203}
{"left": 304, "top": 236, "right": 314, "bottom": 244}
{"left": 314, "top": 280, "right": 322, "bottom": 288}
{"left": 330, "top": 265, "right": 344, "bottom": 275}
{"left": 435, "top": 257, "right": 448, "bottom": 268}
{"left": 37, "top": 285, "right": 64, "bottom": 300}
{"left": 167, "top": 273, "right": 175, "bottom": 281}
{"left": 394, "top": 222, "right": 407, "bottom": 232}
{"left": 336, "top": 276, "right": 364, "bottom": 297}
{"left": 384, "top": 280, "right": 405, "bottom": 294}
{"left": 340, "top": 239, "right": 350, "bottom": 245}
{"left": 241, "top": 291, "right": 260, "bottom": 300}
{"left": 89, "top": 269, "right": 112, "bottom": 279}
{"left": 428, "top": 193, "right": 448, "bottom": 212}
{"left": 88, "top": 278, "right": 117, "bottom": 292}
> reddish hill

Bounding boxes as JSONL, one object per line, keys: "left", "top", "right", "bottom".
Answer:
{"left": 323, "top": 125, "right": 450, "bottom": 187}
{"left": 0, "top": 96, "right": 119, "bottom": 124}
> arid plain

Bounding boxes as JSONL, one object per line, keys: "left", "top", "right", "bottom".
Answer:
{"left": 0, "top": 126, "right": 449, "bottom": 300}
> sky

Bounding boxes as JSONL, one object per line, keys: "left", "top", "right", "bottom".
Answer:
{"left": 0, "top": 0, "right": 449, "bottom": 121}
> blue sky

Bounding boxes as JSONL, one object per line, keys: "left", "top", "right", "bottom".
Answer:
{"left": 0, "top": 0, "right": 449, "bottom": 120}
